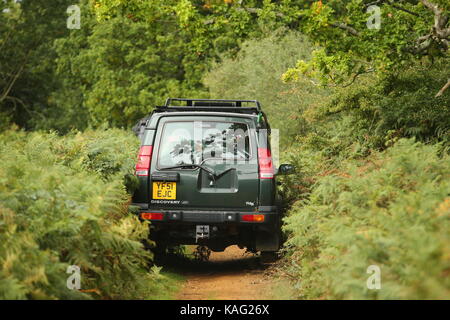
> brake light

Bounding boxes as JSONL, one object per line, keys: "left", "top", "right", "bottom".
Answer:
{"left": 257, "top": 148, "right": 274, "bottom": 179}
{"left": 141, "top": 212, "right": 164, "bottom": 220}
{"left": 135, "top": 145, "right": 152, "bottom": 176}
{"left": 242, "top": 214, "right": 265, "bottom": 222}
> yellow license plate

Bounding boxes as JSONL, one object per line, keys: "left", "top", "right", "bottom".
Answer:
{"left": 152, "top": 182, "right": 177, "bottom": 200}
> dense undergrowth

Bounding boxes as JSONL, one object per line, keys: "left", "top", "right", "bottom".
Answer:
{"left": 277, "top": 60, "right": 450, "bottom": 300}
{"left": 282, "top": 139, "right": 450, "bottom": 299}
{"left": 0, "top": 128, "right": 161, "bottom": 299}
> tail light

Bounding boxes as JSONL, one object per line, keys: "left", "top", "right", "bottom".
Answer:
{"left": 242, "top": 214, "right": 265, "bottom": 222}
{"left": 135, "top": 145, "right": 153, "bottom": 176}
{"left": 141, "top": 212, "right": 164, "bottom": 220}
{"left": 257, "top": 147, "right": 274, "bottom": 179}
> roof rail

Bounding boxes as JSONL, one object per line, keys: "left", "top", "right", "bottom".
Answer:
{"left": 164, "top": 98, "right": 261, "bottom": 111}
{"left": 148, "top": 98, "right": 270, "bottom": 132}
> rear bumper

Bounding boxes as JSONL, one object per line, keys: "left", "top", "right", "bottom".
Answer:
{"left": 131, "top": 203, "right": 278, "bottom": 225}
{"left": 132, "top": 204, "right": 280, "bottom": 251}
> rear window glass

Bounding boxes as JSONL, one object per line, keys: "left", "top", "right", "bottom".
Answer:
{"left": 158, "top": 121, "right": 251, "bottom": 167}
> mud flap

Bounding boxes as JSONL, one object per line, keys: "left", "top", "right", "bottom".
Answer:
{"left": 255, "top": 230, "right": 280, "bottom": 252}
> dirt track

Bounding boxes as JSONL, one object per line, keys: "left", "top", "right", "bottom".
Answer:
{"left": 174, "top": 246, "right": 274, "bottom": 300}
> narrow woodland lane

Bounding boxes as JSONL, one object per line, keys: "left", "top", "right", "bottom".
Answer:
{"left": 2, "top": 0, "right": 449, "bottom": 301}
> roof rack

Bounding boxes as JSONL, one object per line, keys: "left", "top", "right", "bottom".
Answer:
{"left": 151, "top": 98, "right": 270, "bottom": 131}
{"left": 161, "top": 98, "right": 261, "bottom": 112}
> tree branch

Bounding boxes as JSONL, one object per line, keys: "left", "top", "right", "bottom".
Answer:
{"left": 329, "top": 22, "right": 360, "bottom": 36}
{"left": 342, "top": 68, "right": 375, "bottom": 87}
{"left": 421, "top": 0, "right": 450, "bottom": 39}
{"left": 5, "top": 95, "right": 46, "bottom": 120}
{"left": 435, "top": 78, "right": 450, "bottom": 97}
{"left": 365, "top": 0, "right": 420, "bottom": 17}
{"left": 403, "top": 1, "right": 450, "bottom": 54}
{"left": 0, "top": 61, "right": 27, "bottom": 104}
{"left": 421, "top": 0, "right": 442, "bottom": 16}
{"left": 389, "top": 2, "right": 420, "bottom": 17}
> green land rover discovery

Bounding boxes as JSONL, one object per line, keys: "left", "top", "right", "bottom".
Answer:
{"left": 131, "top": 98, "right": 294, "bottom": 258}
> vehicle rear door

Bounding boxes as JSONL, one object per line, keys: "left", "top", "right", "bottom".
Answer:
{"left": 149, "top": 115, "right": 259, "bottom": 211}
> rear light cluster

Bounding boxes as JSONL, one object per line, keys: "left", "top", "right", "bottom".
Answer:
{"left": 141, "top": 212, "right": 163, "bottom": 220}
{"left": 141, "top": 212, "right": 265, "bottom": 222}
{"left": 135, "top": 145, "right": 153, "bottom": 176}
{"left": 257, "top": 148, "right": 274, "bottom": 179}
{"left": 242, "top": 214, "right": 265, "bottom": 222}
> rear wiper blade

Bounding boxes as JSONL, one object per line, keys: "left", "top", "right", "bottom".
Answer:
{"left": 160, "top": 164, "right": 215, "bottom": 177}
{"left": 160, "top": 164, "right": 235, "bottom": 180}
{"left": 214, "top": 168, "right": 235, "bottom": 179}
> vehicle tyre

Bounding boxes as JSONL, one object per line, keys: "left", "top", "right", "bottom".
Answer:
{"left": 260, "top": 251, "right": 278, "bottom": 264}
{"left": 152, "top": 241, "right": 169, "bottom": 261}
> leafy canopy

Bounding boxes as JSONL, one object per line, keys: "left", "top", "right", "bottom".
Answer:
{"left": 280, "top": 0, "right": 450, "bottom": 85}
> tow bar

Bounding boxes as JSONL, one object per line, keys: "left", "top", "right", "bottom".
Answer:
{"left": 195, "top": 225, "right": 210, "bottom": 242}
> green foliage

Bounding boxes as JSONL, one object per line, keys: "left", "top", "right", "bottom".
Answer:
{"left": 2, "top": 1, "right": 449, "bottom": 131}
{"left": 1, "top": 0, "right": 449, "bottom": 301}
{"left": 279, "top": 56, "right": 449, "bottom": 233}
{"left": 313, "top": 58, "right": 450, "bottom": 148}
{"left": 283, "top": 139, "right": 450, "bottom": 299}
{"left": 0, "top": 129, "right": 158, "bottom": 299}
{"left": 92, "top": 0, "right": 289, "bottom": 57}
{"left": 52, "top": 2, "right": 200, "bottom": 129}
{"left": 204, "top": 28, "right": 330, "bottom": 146}
{"left": 282, "top": 1, "right": 450, "bottom": 85}
{"left": 0, "top": 0, "right": 75, "bottom": 130}
{"left": 0, "top": 0, "right": 209, "bottom": 131}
